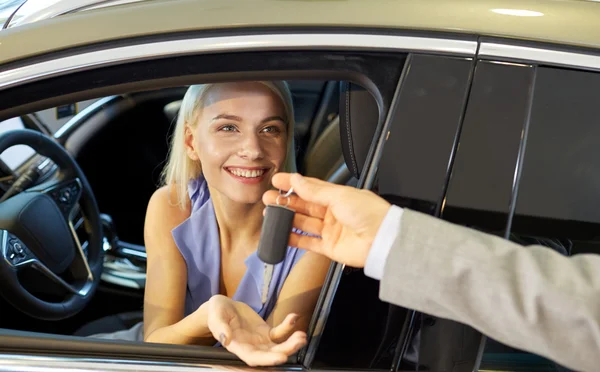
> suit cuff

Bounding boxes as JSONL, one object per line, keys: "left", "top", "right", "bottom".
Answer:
{"left": 364, "top": 205, "right": 403, "bottom": 280}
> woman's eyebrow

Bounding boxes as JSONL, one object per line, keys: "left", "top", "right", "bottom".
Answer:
{"left": 211, "top": 114, "right": 286, "bottom": 123}
{"left": 211, "top": 114, "right": 242, "bottom": 122}
{"left": 261, "top": 115, "right": 286, "bottom": 124}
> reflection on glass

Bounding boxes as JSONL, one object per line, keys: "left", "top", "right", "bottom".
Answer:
{"left": 0, "top": 0, "right": 25, "bottom": 27}
{"left": 491, "top": 8, "right": 544, "bottom": 17}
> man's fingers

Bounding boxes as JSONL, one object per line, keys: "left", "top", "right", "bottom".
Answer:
{"left": 263, "top": 190, "right": 327, "bottom": 219}
{"left": 293, "top": 214, "right": 323, "bottom": 236}
{"left": 288, "top": 233, "right": 324, "bottom": 253}
{"left": 289, "top": 173, "right": 344, "bottom": 207}
{"left": 271, "top": 173, "right": 293, "bottom": 191}
{"left": 271, "top": 173, "right": 347, "bottom": 207}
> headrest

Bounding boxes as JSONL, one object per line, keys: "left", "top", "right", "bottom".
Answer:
{"left": 339, "top": 82, "right": 379, "bottom": 179}
{"left": 164, "top": 99, "right": 182, "bottom": 124}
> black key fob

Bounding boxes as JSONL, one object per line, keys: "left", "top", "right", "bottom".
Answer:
{"left": 257, "top": 204, "right": 295, "bottom": 265}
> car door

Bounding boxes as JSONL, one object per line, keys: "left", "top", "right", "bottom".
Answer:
{"left": 315, "top": 37, "right": 600, "bottom": 372}
{"left": 0, "top": 6, "right": 481, "bottom": 370}
{"left": 437, "top": 39, "right": 600, "bottom": 371}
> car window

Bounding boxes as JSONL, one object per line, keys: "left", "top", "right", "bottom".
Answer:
{"left": 442, "top": 60, "right": 600, "bottom": 371}
{"left": 513, "top": 67, "right": 600, "bottom": 228}
{"left": 0, "top": 79, "right": 365, "bottom": 361}
{"left": 481, "top": 65, "right": 600, "bottom": 370}
{"left": 0, "top": 39, "right": 410, "bottom": 368}
{"left": 376, "top": 54, "right": 474, "bottom": 371}
{"left": 0, "top": 0, "right": 25, "bottom": 27}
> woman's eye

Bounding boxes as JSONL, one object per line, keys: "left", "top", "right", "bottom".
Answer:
{"left": 262, "top": 126, "right": 281, "bottom": 134}
{"left": 219, "top": 125, "right": 237, "bottom": 132}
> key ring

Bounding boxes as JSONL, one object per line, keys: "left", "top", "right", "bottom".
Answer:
{"left": 275, "top": 187, "right": 294, "bottom": 208}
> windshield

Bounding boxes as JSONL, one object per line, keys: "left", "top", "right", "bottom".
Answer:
{"left": 0, "top": 0, "right": 25, "bottom": 27}
{"left": 1, "top": 0, "right": 152, "bottom": 29}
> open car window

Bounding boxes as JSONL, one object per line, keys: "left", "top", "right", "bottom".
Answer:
{"left": 0, "top": 22, "right": 421, "bottom": 370}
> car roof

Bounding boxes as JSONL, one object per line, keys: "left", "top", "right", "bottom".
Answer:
{"left": 1, "top": 0, "right": 600, "bottom": 65}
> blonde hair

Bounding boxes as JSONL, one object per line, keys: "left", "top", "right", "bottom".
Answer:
{"left": 161, "top": 81, "right": 297, "bottom": 208}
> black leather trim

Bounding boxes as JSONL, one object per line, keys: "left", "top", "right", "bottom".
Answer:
{"left": 339, "top": 82, "right": 379, "bottom": 179}
{"left": 0, "top": 328, "right": 243, "bottom": 364}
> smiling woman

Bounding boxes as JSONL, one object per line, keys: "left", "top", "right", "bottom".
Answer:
{"left": 81, "top": 81, "right": 331, "bottom": 365}
{"left": 165, "top": 82, "right": 297, "bottom": 209}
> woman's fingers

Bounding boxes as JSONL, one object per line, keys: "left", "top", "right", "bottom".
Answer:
{"left": 206, "top": 304, "right": 233, "bottom": 346}
{"left": 227, "top": 342, "right": 289, "bottom": 367}
{"left": 271, "top": 330, "right": 307, "bottom": 355}
{"left": 229, "top": 331, "right": 307, "bottom": 367}
{"left": 209, "top": 321, "right": 233, "bottom": 347}
{"left": 269, "top": 313, "right": 297, "bottom": 341}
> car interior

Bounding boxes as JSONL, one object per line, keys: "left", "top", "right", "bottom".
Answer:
{"left": 0, "top": 79, "right": 374, "bottom": 358}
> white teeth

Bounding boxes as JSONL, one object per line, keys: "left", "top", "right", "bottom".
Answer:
{"left": 229, "top": 168, "right": 265, "bottom": 178}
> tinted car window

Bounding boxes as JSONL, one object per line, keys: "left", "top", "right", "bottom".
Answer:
{"left": 443, "top": 60, "right": 535, "bottom": 231}
{"left": 487, "top": 65, "right": 600, "bottom": 371}
{"left": 441, "top": 60, "right": 585, "bottom": 371}
{"left": 324, "top": 54, "right": 475, "bottom": 371}
{"left": 513, "top": 67, "right": 600, "bottom": 236}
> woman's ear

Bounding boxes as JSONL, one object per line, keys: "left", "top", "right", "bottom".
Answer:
{"left": 184, "top": 124, "right": 200, "bottom": 161}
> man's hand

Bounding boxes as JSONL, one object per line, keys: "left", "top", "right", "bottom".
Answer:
{"left": 262, "top": 173, "right": 391, "bottom": 268}
{"left": 206, "top": 295, "right": 307, "bottom": 367}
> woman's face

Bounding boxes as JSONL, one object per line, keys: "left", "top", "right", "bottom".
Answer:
{"left": 185, "top": 82, "right": 289, "bottom": 205}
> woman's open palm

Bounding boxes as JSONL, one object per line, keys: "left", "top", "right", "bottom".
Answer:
{"left": 207, "top": 295, "right": 307, "bottom": 367}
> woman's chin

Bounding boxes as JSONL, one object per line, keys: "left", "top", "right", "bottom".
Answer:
{"left": 223, "top": 189, "right": 265, "bottom": 206}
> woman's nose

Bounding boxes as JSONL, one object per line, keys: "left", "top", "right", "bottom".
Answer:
{"left": 238, "top": 133, "right": 264, "bottom": 160}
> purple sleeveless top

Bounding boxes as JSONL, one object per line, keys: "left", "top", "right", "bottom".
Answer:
{"left": 171, "top": 175, "right": 306, "bottom": 320}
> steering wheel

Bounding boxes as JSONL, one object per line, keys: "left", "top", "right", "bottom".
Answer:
{"left": 0, "top": 129, "right": 103, "bottom": 320}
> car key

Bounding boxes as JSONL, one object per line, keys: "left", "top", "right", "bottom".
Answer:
{"left": 257, "top": 188, "right": 295, "bottom": 304}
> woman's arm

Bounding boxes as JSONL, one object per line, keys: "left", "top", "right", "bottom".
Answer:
{"left": 266, "top": 251, "right": 331, "bottom": 341}
{"left": 142, "top": 186, "right": 214, "bottom": 345}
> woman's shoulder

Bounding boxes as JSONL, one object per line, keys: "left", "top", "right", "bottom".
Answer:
{"left": 146, "top": 185, "right": 192, "bottom": 228}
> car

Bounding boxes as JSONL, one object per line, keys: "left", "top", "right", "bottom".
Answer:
{"left": 0, "top": 0, "right": 598, "bottom": 371}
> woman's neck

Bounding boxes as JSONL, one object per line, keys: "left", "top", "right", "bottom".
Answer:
{"left": 209, "top": 188, "right": 264, "bottom": 253}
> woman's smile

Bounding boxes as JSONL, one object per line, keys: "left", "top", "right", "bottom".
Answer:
{"left": 224, "top": 166, "right": 269, "bottom": 185}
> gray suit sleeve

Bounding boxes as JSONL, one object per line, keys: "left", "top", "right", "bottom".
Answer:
{"left": 380, "top": 209, "right": 600, "bottom": 372}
